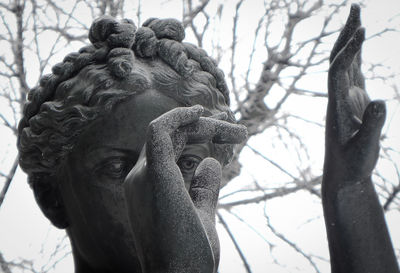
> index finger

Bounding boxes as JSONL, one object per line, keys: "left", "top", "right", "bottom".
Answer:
{"left": 330, "top": 4, "right": 361, "bottom": 63}
{"left": 179, "top": 117, "right": 248, "bottom": 145}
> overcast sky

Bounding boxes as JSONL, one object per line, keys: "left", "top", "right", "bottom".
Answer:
{"left": 0, "top": 1, "right": 399, "bottom": 272}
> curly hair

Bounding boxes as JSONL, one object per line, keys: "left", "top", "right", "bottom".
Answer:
{"left": 17, "top": 16, "right": 234, "bottom": 191}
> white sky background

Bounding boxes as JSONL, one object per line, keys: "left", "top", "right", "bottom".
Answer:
{"left": 0, "top": 0, "right": 399, "bottom": 272}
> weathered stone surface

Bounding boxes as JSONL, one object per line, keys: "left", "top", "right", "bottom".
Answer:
{"left": 16, "top": 6, "right": 399, "bottom": 273}
{"left": 17, "top": 16, "right": 246, "bottom": 273}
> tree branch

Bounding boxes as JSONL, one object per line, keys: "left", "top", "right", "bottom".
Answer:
{"left": 0, "top": 155, "right": 19, "bottom": 208}
{"left": 217, "top": 212, "right": 252, "bottom": 273}
{"left": 264, "top": 210, "right": 321, "bottom": 273}
{"left": 182, "top": 0, "right": 210, "bottom": 28}
{"left": 0, "top": 252, "right": 12, "bottom": 273}
{"left": 219, "top": 176, "right": 321, "bottom": 209}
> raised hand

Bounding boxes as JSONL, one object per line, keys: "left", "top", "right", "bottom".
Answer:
{"left": 323, "top": 5, "right": 399, "bottom": 273}
{"left": 124, "top": 105, "right": 247, "bottom": 273}
{"left": 325, "top": 4, "right": 385, "bottom": 186}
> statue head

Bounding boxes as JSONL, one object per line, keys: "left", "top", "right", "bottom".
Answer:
{"left": 17, "top": 16, "right": 234, "bottom": 271}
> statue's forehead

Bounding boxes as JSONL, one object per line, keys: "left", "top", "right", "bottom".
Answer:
{"left": 73, "top": 88, "right": 182, "bottom": 144}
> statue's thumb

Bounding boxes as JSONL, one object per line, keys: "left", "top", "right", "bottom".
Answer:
{"left": 356, "top": 100, "right": 386, "bottom": 148}
{"left": 189, "top": 158, "right": 221, "bottom": 221}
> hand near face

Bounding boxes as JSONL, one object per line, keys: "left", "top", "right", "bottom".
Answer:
{"left": 324, "top": 4, "right": 386, "bottom": 188}
{"left": 124, "top": 105, "right": 247, "bottom": 273}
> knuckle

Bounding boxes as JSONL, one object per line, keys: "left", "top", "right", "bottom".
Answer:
{"left": 147, "top": 119, "right": 162, "bottom": 135}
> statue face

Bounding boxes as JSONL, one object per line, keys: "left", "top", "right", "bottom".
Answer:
{"left": 57, "top": 88, "right": 213, "bottom": 271}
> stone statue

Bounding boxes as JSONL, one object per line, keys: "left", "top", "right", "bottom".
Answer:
{"left": 17, "top": 16, "right": 247, "bottom": 273}
{"left": 16, "top": 4, "right": 398, "bottom": 273}
{"left": 322, "top": 4, "right": 399, "bottom": 273}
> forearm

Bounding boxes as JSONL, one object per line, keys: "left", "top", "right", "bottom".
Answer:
{"left": 322, "top": 175, "right": 399, "bottom": 273}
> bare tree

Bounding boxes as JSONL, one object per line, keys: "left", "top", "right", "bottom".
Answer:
{"left": 0, "top": 0, "right": 399, "bottom": 272}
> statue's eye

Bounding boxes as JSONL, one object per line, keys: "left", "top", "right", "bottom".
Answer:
{"left": 177, "top": 155, "right": 202, "bottom": 173}
{"left": 97, "top": 158, "right": 131, "bottom": 180}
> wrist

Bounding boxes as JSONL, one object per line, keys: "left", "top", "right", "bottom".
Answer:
{"left": 322, "top": 169, "right": 373, "bottom": 202}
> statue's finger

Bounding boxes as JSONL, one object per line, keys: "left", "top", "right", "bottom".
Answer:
{"left": 146, "top": 105, "right": 204, "bottom": 165}
{"left": 189, "top": 157, "right": 221, "bottom": 220}
{"left": 330, "top": 27, "right": 365, "bottom": 72}
{"left": 327, "top": 28, "right": 365, "bottom": 144}
{"left": 181, "top": 118, "right": 248, "bottom": 144}
{"left": 352, "top": 51, "right": 366, "bottom": 90}
{"left": 346, "top": 100, "right": 386, "bottom": 177}
{"left": 209, "top": 112, "right": 228, "bottom": 121}
{"left": 330, "top": 4, "right": 361, "bottom": 63}
{"left": 355, "top": 100, "right": 386, "bottom": 147}
{"left": 169, "top": 112, "right": 229, "bottom": 160}
{"left": 148, "top": 105, "right": 204, "bottom": 135}
{"left": 189, "top": 157, "right": 221, "bottom": 269}
{"left": 211, "top": 121, "right": 247, "bottom": 144}
{"left": 170, "top": 130, "right": 187, "bottom": 160}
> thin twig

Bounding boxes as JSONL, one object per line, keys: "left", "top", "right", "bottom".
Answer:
{"left": 0, "top": 252, "right": 12, "bottom": 273}
{"left": 219, "top": 176, "right": 321, "bottom": 209}
{"left": 217, "top": 212, "right": 252, "bottom": 273}
{"left": 0, "top": 154, "right": 19, "bottom": 208}
{"left": 264, "top": 208, "right": 321, "bottom": 273}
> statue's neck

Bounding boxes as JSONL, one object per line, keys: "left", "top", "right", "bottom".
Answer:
{"left": 68, "top": 230, "right": 142, "bottom": 273}
{"left": 73, "top": 255, "right": 99, "bottom": 273}
{"left": 69, "top": 240, "right": 102, "bottom": 273}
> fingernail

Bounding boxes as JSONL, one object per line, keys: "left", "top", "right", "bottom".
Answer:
{"left": 355, "top": 27, "right": 365, "bottom": 42}
{"left": 238, "top": 124, "right": 248, "bottom": 139}
{"left": 350, "top": 4, "right": 361, "bottom": 16}
{"left": 369, "top": 101, "right": 385, "bottom": 117}
{"left": 211, "top": 112, "right": 228, "bottom": 120}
